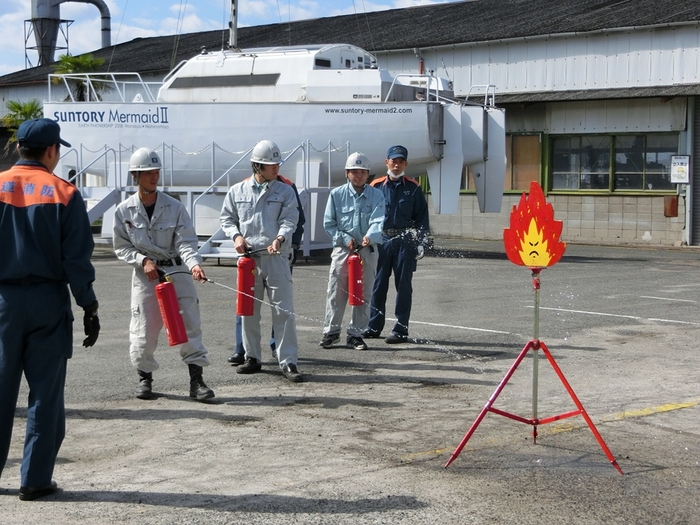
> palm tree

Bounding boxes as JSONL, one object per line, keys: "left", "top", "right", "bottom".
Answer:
{"left": 52, "top": 53, "right": 110, "bottom": 101}
{"left": 1, "top": 99, "right": 43, "bottom": 157}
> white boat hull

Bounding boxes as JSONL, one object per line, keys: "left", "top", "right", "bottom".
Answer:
{"left": 47, "top": 101, "right": 434, "bottom": 184}
{"left": 46, "top": 99, "right": 506, "bottom": 216}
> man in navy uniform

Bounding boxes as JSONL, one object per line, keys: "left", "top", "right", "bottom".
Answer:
{"left": 0, "top": 118, "right": 100, "bottom": 501}
{"left": 364, "top": 145, "right": 429, "bottom": 344}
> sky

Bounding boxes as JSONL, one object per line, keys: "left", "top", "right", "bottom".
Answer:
{"left": 0, "top": 0, "right": 462, "bottom": 76}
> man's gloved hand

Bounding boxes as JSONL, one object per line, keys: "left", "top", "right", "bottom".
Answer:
{"left": 83, "top": 300, "right": 100, "bottom": 347}
{"left": 416, "top": 245, "right": 425, "bottom": 260}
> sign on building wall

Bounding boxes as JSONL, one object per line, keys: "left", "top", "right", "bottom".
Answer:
{"left": 671, "top": 155, "right": 690, "bottom": 184}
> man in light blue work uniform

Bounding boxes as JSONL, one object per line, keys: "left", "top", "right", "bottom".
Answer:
{"left": 320, "top": 152, "right": 385, "bottom": 351}
{"left": 364, "top": 145, "right": 429, "bottom": 344}
{"left": 220, "top": 140, "right": 303, "bottom": 382}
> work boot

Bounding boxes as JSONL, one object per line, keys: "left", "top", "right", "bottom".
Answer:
{"left": 188, "top": 364, "right": 215, "bottom": 401}
{"left": 228, "top": 352, "right": 245, "bottom": 365}
{"left": 385, "top": 332, "right": 408, "bottom": 344}
{"left": 347, "top": 335, "right": 368, "bottom": 350}
{"left": 19, "top": 481, "right": 59, "bottom": 501}
{"left": 319, "top": 333, "right": 340, "bottom": 348}
{"left": 362, "top": 329, "right": 381, "bottom": 339}
{"left": 237, "top": 357, "right": 262, "bottom": 374}
{"left": 136, "top": 370, "right": 153, "bottom": 400}
{"left": 282, "top": 363, "right": 304, "bottom": 383}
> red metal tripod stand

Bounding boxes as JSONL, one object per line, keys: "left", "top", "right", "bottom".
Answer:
{"left": 444, "top": 269, "right": 622, "bottom": 474}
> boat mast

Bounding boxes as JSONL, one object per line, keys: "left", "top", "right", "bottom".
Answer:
{"left": 228, "top": 0, "right": 238, "bottom": 49}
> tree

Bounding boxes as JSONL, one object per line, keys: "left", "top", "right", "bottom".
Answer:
{"left": 1, "top": 99, "right": 43, "bottom": 157}
{"left": 52, "top": 53, "right": 110, "bottom": 101}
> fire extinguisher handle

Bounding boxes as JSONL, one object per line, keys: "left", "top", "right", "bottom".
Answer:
{"left": 247, "top": 247, "right": 273, "bottom": 256}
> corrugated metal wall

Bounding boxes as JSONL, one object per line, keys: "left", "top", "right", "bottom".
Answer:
{"left": 379, "top": 24, "right": 700, "bottom": 99}
{"left": 0, "top": 84, "right": 47, "bottom": 119}
{"left": 503, "top": 98, "right": 686, "bottom": 133}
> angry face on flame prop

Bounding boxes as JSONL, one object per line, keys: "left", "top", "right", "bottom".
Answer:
{"left": 503, "top": 182, "right": 566, "bottom": 268}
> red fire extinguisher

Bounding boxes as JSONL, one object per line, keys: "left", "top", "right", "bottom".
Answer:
{"left": 236, "top": 254, "right": 256, "bottom": 316}
{"left": 155, "top": 273, "right": 188, "bottom": 346}
{"left": 347, "top": 251, "right": 364, "bottom": 306}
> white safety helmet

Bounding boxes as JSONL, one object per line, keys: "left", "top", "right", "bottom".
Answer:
{"left": 250, "top": 140, "right": 282, "bottom": 165}
{"left": 345, "top": 151, "right": 370, "bottom": 171}
{"left": 129, "top": 148, "right": 162, "bottom": 171}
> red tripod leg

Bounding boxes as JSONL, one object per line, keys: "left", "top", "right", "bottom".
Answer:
{"left": 445, "top": 340, "right": 537, "bottom": 468}
{"left": 539, "top": 342, "right": 623, "bottom": 475}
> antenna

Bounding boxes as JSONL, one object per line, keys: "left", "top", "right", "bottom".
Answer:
{"left": 229, "top": 0, "right": 239, "bottom": 50}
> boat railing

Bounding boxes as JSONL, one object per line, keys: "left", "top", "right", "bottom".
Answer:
{"left": 464, "top": 84, "right": 498, "bottom": 107}
{"left": 48, "top": 73, "right": 162, "bottom": 103}
{"left": 61, "top": 139, "right": 349, "bottom": 255}
{"left": 190, "top": 145, "right": 256, "bottom": 232}
{"left": 61, "top": 145, "right": 118, "bottom": 190}
{"left": 384, "top": 73, "right": 445, "bottom": 103}
{"left": 188, "top": 142, "right": 315, "bottom": 233}
{"left": 303, "top": 140, "right": 350, "bottom": 190}
{"left": 162, "top": 61, "right": 189, "bottom": 84}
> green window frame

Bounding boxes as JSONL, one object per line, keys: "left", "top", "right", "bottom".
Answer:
{"left": 550, "top": 133, "right": 678, "bottom": 192}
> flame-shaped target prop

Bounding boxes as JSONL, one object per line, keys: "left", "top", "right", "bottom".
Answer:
{"left": 503, "top": 182, "right": 566, "bottom": 268}
{"left": 446, "top": 182, "right": 622, "bottom": 474}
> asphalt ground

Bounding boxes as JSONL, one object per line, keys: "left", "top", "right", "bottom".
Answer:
{"left": 2, "top": 237, "right": 699, "bottom": 524}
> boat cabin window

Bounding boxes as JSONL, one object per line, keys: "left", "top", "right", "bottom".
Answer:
{"left": 345, "top": 59, "right": 351, "bottom": 68}
{"left": 170, "top": 74, "right": 280, "bottom": 89}
{"left": 315, "top": 58, "right": 332, "bottom": 69}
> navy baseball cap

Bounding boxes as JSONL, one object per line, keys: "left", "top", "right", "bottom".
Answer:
{"left": 387, "top": 145, "right": 408, "bottom": 160}
{"left": 17, "top": 118, "right": 71, "bottom": 148}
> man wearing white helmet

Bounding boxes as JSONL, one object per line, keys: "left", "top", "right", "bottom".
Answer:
{"left": 228, "top": 170, "right": 305, "bottom": 366}
{"left": 320, "top": 152, "right": 385, "bottom": 350}
{"left": 220, "top": 140, "right": 303, "bottom": 382}
{"left": 113, "top": 147, "right": 215, "bottom": 401}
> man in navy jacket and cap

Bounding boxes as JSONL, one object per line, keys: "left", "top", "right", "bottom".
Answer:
{"left": 364, "top": 145, "right": 429, "bottom": 344}
{"left": 0, "top": 118, "right": 100, "bottom": 501}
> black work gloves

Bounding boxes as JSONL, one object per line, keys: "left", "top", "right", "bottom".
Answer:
{"left": 83, "top": 300, "right": 100, "bottom": 347}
